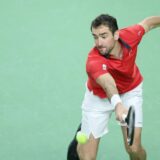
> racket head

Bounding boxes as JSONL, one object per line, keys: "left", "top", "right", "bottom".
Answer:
{"left": 126, "top": 106, "right": 135, "bottom": 146}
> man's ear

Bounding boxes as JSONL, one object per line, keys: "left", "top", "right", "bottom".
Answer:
{"left": 114, "top": 31, "right": 119, "bottom": 40}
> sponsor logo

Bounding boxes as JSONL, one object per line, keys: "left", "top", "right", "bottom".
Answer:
{"left": 102, "top": 64, "right": 107, "bottom": 70}
{"left": 138, "top": 31, "right": 142, "bottom": 36}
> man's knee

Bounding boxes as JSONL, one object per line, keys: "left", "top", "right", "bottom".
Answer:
{"left": 126, "top": 144, "right": 142, "bottom": 155}
{"left": 77, "top": 151, "right": 96, "bottom": 160}
{"left": 77, "top": 133, "right": 100, "bottom": 160}
{"left": 78, "top": 154, "right": 96, "bottom": 160}
{"left": 77, "top": 146, "right": 96, "bottom": 160}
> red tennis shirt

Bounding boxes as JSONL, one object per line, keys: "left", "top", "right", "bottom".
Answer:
{"left": 86, "top": 24, "right": 145, "bottom": 98}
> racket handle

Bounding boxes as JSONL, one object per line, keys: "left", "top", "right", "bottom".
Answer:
{"left": 122, "top": 114, "right": 127, "bottom": 121}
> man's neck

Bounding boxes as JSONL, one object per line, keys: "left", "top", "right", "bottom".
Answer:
{"left": 110, "top": 41, "right": 123, "bottom": 59}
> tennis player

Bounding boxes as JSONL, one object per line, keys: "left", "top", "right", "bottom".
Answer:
{"left": 67, "top": 14, "right": 160, "bottom": 160}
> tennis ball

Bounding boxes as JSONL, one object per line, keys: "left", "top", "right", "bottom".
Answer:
{"left": 76, "top": 131, "right": 88, "bottom": 144}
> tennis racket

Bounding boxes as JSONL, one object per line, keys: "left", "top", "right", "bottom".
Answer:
{"left": 122, "top": 106, "right": 135, "bottom": 146}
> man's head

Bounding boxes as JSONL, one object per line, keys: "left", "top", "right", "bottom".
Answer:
{"left": 91, "top": 14, "right": 118, "bottom": 34}
{"left": 91, "top": 14, "right": 119, "bottom": 56}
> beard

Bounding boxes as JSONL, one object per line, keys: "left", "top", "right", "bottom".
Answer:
{"left": 97, "top": 46, "right": 113, "bottom": 57}
{"left": 97, "top": 40, "right": 116, "bottom": 58}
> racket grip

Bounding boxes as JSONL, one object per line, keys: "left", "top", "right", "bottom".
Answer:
{"left": 122, "top": 114, "right": 127, "bottom": 121}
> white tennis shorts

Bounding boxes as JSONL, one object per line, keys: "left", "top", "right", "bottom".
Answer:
{"left": 80, "top": 83, "right": 143, "bottom": 139}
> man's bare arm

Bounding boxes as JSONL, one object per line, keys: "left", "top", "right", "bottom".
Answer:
{"left": 139, "top": 16, "right": 160, "bottom": 33}
{"left": 96, "top": 73, "right": 127, "bottom": 121}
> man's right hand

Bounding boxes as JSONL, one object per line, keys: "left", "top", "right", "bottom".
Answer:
{"left": 115, "top": 103, "right": 128, "bottom": 122}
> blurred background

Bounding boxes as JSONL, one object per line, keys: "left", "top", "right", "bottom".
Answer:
{"left": 0, "top": 0, "right": 160, "bottom": 159}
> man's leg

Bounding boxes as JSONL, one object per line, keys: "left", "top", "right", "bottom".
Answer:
{"left": 121, "top": 127, "right": 147, "bottom": 160}
{"left": 77, "top": 133, "right": 100, "bottom": 160}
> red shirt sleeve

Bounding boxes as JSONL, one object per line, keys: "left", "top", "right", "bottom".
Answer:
{"left": 119, "top": 24, "right": 145, "bottom": 47}
{"left": 86, "top": 58, "right": 109, "bottom": 80}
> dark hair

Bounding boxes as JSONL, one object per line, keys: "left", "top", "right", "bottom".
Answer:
{"left": 90, "top": 14, "right": 118, "bottom": 34}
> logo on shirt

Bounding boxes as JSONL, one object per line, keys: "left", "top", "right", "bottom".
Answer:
{"left": 138, "top": 31, "right": 142, "bottom": 36}
{"left": 102, "top": 64, "right": 107, "bottom": 70}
